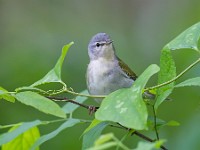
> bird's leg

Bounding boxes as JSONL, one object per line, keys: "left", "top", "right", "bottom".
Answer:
{"left": 88, "top": 106, "right": 99, "bottom": 115}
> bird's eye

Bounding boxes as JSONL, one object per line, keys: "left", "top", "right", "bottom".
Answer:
{"left": 96, "top": 43, "right": 100, "bottom": 47}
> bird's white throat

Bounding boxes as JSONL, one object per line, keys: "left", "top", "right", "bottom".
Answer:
{"left": 88, "top": 57, "right": 116, "bottom": 80}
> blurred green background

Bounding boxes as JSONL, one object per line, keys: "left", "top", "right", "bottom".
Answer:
{"left": 0, "top": 0, "right": 200, "bottom": 149}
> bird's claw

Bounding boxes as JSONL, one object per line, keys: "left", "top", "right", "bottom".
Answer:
{"left": 88, "top": 106, "right": 99, "bottom": 115}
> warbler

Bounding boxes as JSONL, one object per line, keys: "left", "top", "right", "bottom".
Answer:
{"left": 86, "top": 33, "right": 153, "bottom": 103}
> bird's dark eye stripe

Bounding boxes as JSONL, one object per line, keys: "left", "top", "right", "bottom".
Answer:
{"left": 96, "top": 43, "right": 101, "bottom": 47}
{"left": 96, "top": 42, "right": 105, "bottom": 47}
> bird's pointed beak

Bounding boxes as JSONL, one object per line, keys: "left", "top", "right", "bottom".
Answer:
{"left": 105, "top": 40, "right": 113, "bottom": 45}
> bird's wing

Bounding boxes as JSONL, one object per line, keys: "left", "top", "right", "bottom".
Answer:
{"left": 117, "top": 57, "right": 137, "bottom": 80}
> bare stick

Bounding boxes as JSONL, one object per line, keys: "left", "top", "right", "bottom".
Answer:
{"left": 46, "top": 96, "right": 89, "bottom": 109}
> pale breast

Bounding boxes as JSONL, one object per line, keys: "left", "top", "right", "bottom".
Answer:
{"left": 87, "top": 58, "right": 116, "bottom": 95}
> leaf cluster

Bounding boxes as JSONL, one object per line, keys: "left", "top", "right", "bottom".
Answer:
{"left": 0, "top": 22, "right": 200, "bottom": 150}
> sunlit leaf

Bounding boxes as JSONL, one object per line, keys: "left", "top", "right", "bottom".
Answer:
{"left": 96, "top": 64, "right": 160, "bottom": 130}
{"left": 83, "top": 119, "right": 102, "bottom": 135}
{"left": 175, "top": 77, "right": 200, "bottom": 87}
{"left": 0, "top": 87, "right": 15, "bottom": 102}
{"left": 30, "top": 42, "right": 74, "bottom": 87}
{"left": 134, "top": 140, "right": 165, "bottom": 150}
{"left": 87, "top": 133, "right": 130, "bottom": 150}
{"left": 88, "top": 142, "right": 117, "bottom": 150}
{"left": 94, "top": 133, "right": 114, "bottom": 146}
{"left": 30, "top": 119, "right": 80, "bottom": 150}
{"left": 166, "top": 120, "right": 180, "bottom": 126}
{"left": 15, "top": 91, "right": 66, "bottom": 118}
{"left": 166, "top": 22, "right": 200, "bottom": 53}
{"left": 0, "top": 120, "right": 41, "bottom": 146}
{"left": 155, "top": 48, "right": 176, "bottom": 110}
{"left": 62, "top": 90, "right": 88, "bottom": 114}
{"left": 82, "top": 120, "right": 108, "bottom": 150}
{"left": 2, "top": 126, "right": 40, "bottom": 150}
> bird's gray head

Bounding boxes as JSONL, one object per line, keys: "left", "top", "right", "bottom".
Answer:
{"left": 88, "top": 33, "right": 115, "bottom": 60}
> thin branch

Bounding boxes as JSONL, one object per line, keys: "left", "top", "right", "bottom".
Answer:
{"left": 64, "top": 88, "right": 106, "bottom": 99}
{"left": 152, "top": 105, "right": 159, "bottom": 140}
{"left": 48, "top": 86, "right": 106, "bottom": 99}
{"left": 47, "top": 96, "right": 99, "bottom": 115}
{"left": 46, "top": 96, "right": 89, "bottom": 109}
{"left": 145, "top": 57, "right": 200, "bottom": 91}
{"left": 134, "top": 131, "right": 167, "bottom": 150}
{"left": 111, "top": 124, "right": 167, "bottom": 150}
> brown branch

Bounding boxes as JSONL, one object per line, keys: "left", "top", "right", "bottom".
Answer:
{"left": 46, "top": 96, "right": 167, "bottom": 150}
{"left": 46, "top": 96, "right": 89, "bottom": 109}
{"left": 46, "top": 96, "right": 99, "bottom": 114}
{"left": 133, "top": 131, "right": 167, "bottom": 150}
{"left": 116, "top": 123, "right": 167, "bottom": 150}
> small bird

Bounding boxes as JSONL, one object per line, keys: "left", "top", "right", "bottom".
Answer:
{"left": 86, "top": 33, "right": 153, "bottom": 103}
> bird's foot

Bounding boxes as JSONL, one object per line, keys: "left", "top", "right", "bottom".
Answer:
{"left": 88, "top": 106, "right": 99, "bottom": 115}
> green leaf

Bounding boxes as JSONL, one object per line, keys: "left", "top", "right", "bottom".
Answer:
{"left": 15, "top": 91, "right": 66, "bottom": 118}
{"left": 82, "top": 120, "right": 108, "bottom": 150}
{"left": 0, "top": 87, "right": 15, "bottom": 102}
{"left": 0, "top": 120, "right": 41, "bottom": 146}
{"left": 134, "top": 140, "right": 165, "bottom": 150}
{"left": 155, "top": 23, "right": 200, "bottom": 109}
{"left": 87, "top": 133, "right": 130, "bottom": 150}
{"left": 166, "top": 22, "right": 200, "bottom": 52}
{"left": 94, "top": 133, "right": 114, "bottom": 146}
{"left": 87, "top": 133, "right": 116, "bottom": 150}
{"left": 155, "top": 49, "right": 176, "bottom": 110}
{"left": 147, "top": 117, "right": 179, "bottom": 130}
{"left": 83, "top": 119, "right": 102, "bottom": 134}
{"left": 88, "top": 142, "right": 117, "bottom": 150}
{"left": 30, "top": 42, "right": 74, "bottom": 87}
{"left": 166, "top": 120, "right": 180, "bottom": 126}
{"left": 175, "top": 77, "right": 200, "bottom": 87}
{"left": 62, "top": 90, "right": 88, "bottom": 114}
{"left": 147, "top": 116, "right": 166, "bottom": 130}
{"left": 2, "top": 126, "right": 40, "bottom": 150}
{"left": 30, "top": 119, "right": 80, "bottom": 150}
{"left": 95, "top": 64, "right": 160, "bottom": 130}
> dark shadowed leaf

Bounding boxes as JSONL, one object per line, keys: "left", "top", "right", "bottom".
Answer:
{"left": 82, "top": 119, "right": 108, "bottom": 150}
{"left": 0, "top": 120, "right": 41, "bottom": 146}
{"left": 30, "top": 119, "right": 80, "bottom": 150}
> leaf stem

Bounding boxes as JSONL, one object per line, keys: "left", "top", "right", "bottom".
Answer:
{"left": 112, "top": 136, "right": 130, "bottom": 150}
{"left": 0, "top": 123, "right": 22, "bottom": 129}
{"left": 152, "top": 105, "right": 159, "bottom": 140}
{"left": 64, "top": 87, "right": 106, "bottom": 99}
{"left": 145, "top": 57, "right": 200, "bottom": 91}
